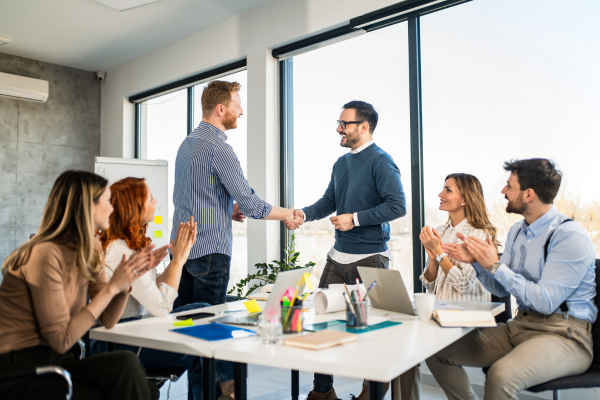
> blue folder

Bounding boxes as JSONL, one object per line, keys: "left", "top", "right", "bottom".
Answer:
{"left": 172, "top": 323, "right": 256, "bottom": 341}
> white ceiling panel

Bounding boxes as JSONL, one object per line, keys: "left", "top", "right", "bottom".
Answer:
{"left": 0, "top": 0, "right": 275, "bottom": 71}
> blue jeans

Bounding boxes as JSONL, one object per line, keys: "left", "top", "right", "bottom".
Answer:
{"left": 90, "top": 303, "right": 234, "bottom": 400}
{"left": 173, "top": 253, "right": 231, "bottom": 309}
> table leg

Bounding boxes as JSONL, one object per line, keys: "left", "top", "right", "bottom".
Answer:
{"left": 291, "top": 370, "right": 300, "bottom": 400}
{"left": 203, "top": 357, "right": 216, "bottom": 400}
{"left": 368, "top": 381, "right": 384, "bottom": 400}
{"left": 234, "top": 363, "right": 248, "bottom": 400}
{"left": 107, "top": 342, "right": 116, "bottom": 352}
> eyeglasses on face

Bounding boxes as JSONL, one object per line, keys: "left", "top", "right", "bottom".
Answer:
{"left": 337, "top": 120, "right": 365, "bottom": 130}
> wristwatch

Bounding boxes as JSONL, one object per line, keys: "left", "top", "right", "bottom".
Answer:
{"left": 490, "top": 262, "right": 501, "bottom": 275}
{"left": 435, "top": 253, "right": 448, "bottom": 263}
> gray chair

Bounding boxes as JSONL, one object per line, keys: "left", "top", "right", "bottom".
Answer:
{"left": 484, "top": 258, "right": 600, "bottom": 400}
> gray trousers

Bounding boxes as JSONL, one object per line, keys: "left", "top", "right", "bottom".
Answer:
{"left": 313, "top": 254, "right": 389, "bottom": 394}
{"left": 424, "top": 309, "right": 594, "bottom": 400}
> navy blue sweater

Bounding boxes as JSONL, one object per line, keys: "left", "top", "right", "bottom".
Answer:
{"left": 303, "top": 144, "right": 407, "bottom": 254}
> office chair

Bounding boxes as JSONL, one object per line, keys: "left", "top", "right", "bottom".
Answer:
{"left": 484, "top": 258, "right": 600, "bottom": 400}
{"left": 105, "top": 342, "right": 187, "bottom": 389}
{"left": 0, "top": 341, "right": 83, "bottom": 400}
{"left": 0, "top": 366, "right": 73, "bottom": 400}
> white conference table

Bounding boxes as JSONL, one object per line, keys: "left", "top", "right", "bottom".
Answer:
{"left": 90, "top": 300, "right": 504, "bottom": 400}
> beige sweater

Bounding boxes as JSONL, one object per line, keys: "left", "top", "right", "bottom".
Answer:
{"left": 0, "top": 241, "right": 128, "bottom": 355}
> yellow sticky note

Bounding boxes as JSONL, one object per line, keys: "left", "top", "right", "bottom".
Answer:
{"left": 173, "top": 318, "right": 194, "bottom": 327}
{"left": 303, "top": 273, "right": 314, "bottom": 291}
{"left": 154, "top": 231, "right": 163, "bottom": 238}
{"left": 154, "top": 216, "right": 162, "bottom": 224}
{"left": 243, "top": 299, "right": 262, "bottom": 313}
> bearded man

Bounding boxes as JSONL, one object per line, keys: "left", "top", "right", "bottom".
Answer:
{"left": 172, "top": 80, "right": 294, "bottom": 309}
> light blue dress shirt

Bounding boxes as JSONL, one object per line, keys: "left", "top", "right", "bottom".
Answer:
{"left": 473, "top": 206, "right": 597, "bottom": 323}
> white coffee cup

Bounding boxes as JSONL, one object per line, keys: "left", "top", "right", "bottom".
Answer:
{"left": 414, "top": 293, "right": 436, "bottom": 321}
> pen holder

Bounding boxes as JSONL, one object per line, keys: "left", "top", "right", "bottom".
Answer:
{"left": 281, "top": 305, "right": 303, "bottom": 334}
{"left": 346, "top": 300, "right": 368, "bottom": 328}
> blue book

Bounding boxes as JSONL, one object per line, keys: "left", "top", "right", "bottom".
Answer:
{"left": 172, "top": 322, "right": 256, "bottom": 341}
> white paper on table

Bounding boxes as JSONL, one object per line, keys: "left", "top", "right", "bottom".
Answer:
{"left": 313, "top": 284, "right": 367, "bottom": 314}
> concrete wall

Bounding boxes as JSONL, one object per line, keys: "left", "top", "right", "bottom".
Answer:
{"left": 0, "top": 52, "right": 101, "bottom": 271}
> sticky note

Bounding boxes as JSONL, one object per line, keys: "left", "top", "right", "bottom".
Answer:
{"left": 303, "top": 273, "right": 314, "bottom": 291}
{"left": 243, "top": 299, "right": 262, "bottom": 313}
{"left": 154, "top": 231, "right": 163, "bottom": 238}
{"left": 174, "top": 318, "right": 194, "bottom": 327}
{"left": 154, "top": 216, "right": 162, "bottom": 224}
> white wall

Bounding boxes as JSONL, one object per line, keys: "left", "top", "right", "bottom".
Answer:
{"left": 100, "top": 0, "right": 406, "bottom": 269}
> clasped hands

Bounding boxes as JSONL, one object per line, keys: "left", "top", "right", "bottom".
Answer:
{"left": 282, "top": 210, "right": 355, "bottom": 231}
{"left": 443, "top": 232, "right": 499, "bottom": 270}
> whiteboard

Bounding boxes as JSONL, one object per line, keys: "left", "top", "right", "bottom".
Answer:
{"left": 94, "top": 157, "right": 169, "bottom": 250}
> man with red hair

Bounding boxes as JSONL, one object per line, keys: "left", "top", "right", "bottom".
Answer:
{"left": 172, "top": 80, "right": 295, "bottom": 310}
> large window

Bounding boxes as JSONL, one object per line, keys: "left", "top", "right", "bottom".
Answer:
{"left": 421, "top": 0, "right": 600, "bottom": 249}
{"left": 289, "top": 23, "right": 414, "bottom": 292}
{"left": 279, "top": 0, "right": 600, "bottom": 295}
{"left": 142, "top": 89, "right": 188, "bottom": 237}
{"left": 139, "top": 69, "right": 249, "bottom": 291}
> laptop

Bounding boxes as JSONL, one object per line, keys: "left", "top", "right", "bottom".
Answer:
{"left": 357, "top": 267, "right": 416, "bottom": 316}
{"left": 214, "top": 267, "right": 313, "bottom": 326}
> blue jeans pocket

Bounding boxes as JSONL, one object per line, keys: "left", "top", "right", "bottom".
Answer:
{"left": 186, "top": 255, "right": 212, "bottom": 277}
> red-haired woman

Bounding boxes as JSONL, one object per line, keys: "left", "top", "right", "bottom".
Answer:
{"left": 94, "top": 177, "right": 234, "bottom": 400}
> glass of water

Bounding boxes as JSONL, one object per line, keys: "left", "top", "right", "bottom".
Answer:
{"left": 257, "top": 313, "right": 283, "bottom": 344}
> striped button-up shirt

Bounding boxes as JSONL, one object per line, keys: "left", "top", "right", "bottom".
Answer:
{"left": 171, "top": 122, "right": 272, "bottom": 259}
{"left": 420, "top": 219, "right": 491, "bottom": 302}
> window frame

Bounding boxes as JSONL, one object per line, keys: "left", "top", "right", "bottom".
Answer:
{"left": 133, "top": 60, "right": 247, "bottom": 150}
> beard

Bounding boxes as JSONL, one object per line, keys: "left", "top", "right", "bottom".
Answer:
{"left": 340, "top": 128, "right": 360, "bottom": 148}
{"left": 506, "top": 193, "right": 527, "bottom": 214}
{"left": 222, "top": 110, "right": 238, "bottom": 130}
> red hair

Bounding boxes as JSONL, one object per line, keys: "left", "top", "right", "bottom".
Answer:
{"left": 98, "top": 177, "right": 152, "bottom": 251}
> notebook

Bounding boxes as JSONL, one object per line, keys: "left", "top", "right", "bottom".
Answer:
{"left": 433, "top": 310, "right": 497, "bottom": 328}
{"left": 283, "top": 330, "right": 358, "bottom": 350}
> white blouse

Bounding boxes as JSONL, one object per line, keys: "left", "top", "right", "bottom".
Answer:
{"left": 419, "top": 219, "right": 491, "bottom": 302}
{"left": 104, "top": 239, "right": 178, "bottom": 319}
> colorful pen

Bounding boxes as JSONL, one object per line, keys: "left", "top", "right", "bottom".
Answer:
{"left": 364, "top": 280, "right": 377, "bottom": 299}
{"left": 355, "top": 278, "right": 367, "bottom": 323}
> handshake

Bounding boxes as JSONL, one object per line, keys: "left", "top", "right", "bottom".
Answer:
{"left": 282, "top": 208, "right": 305, "bottom": 230}
{"left": 281, "top": 209, "right": 355, "bottom": 231}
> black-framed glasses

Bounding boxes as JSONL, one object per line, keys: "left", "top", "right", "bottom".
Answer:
{"left": 337, "top": 120, "right": 365, "bottom": 130}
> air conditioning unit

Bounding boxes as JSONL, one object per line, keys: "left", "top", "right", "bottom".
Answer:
{"left": 0, "top": 72, "right": 49, "bottom": 103}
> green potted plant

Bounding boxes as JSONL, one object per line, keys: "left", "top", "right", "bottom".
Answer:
{"left": 227, "top": 234, "right": 315, "bottom": 299}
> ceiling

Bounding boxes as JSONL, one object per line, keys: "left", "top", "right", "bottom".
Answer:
{"left": 0, "top": 0, "right": 275, "bottom": 71}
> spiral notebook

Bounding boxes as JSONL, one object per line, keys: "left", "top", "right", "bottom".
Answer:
{"left": 172, "top": 322, "right": 256, "bottom": 341}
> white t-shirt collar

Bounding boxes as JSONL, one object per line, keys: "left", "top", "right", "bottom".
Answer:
{"left": 350, "top": 139, "right": 375, "bottom": 154}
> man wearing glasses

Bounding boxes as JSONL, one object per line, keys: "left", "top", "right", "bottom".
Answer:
{"left": 285, "top": 101, "right": 407, "bottom": 400}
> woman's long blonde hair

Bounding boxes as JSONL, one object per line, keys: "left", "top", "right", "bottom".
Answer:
{"left": 2, "top": 170, "right": 108, "bottom": 281}
{"left": 445, "top": 173, "right": 501, "bottom": 249}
